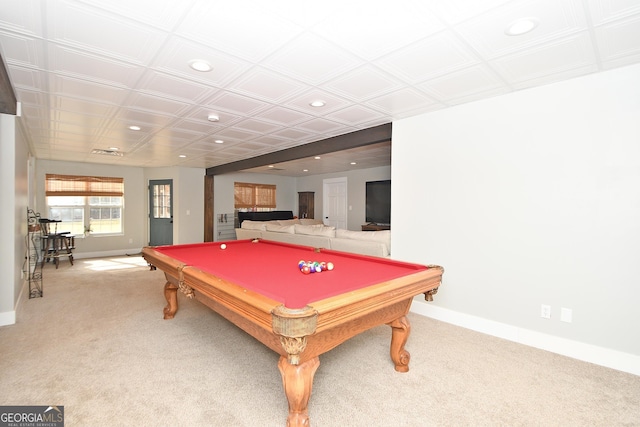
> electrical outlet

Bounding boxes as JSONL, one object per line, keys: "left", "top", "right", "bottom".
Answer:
{"left": 540, "top": 304, "right": 551, "bottom": 319}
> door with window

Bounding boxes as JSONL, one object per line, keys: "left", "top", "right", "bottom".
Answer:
{"left": 149, "top": 179, "right": 173, "bottom": 246}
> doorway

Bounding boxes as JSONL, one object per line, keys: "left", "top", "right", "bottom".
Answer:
{"left": 149, "top": 179, "right": 173, "bottom": 246}
{"left": 322, "top": 177, "right": 347, "bottom": 229}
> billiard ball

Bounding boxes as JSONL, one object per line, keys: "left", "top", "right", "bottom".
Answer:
{"left": 326, "top": 262, "right": 334, "bottom": 271}
{"left": 220, "top": 243, "right": 227, "bottom": 250}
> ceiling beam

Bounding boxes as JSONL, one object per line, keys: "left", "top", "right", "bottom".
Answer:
{"left": 0, "top": 53, "right": 17, "bottom": 115}
{"left": 206, "top": 122, "right": 392, "bottom": 176}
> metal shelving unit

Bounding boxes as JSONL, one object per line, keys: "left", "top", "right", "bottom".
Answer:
{"left": 216, "top": 212, "right": 236, "bottom": 241}
{"left": 26, "top": 208, "right": 43, "bottom": 298}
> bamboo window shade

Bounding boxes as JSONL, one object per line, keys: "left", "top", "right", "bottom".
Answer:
{"left": 45, "top": 174, "right": 124, "bottom": 197}
{"left": 234, "top": 182, "right": 276, "bottom": 209}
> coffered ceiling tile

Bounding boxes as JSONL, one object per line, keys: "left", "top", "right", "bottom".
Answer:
{"left": 271, "top": 128, "right": 316, "bottom": 141}
{"left": 46, "top": 0, "right": 167, "bottom": 63}
{"left": 312, "top": 2, "right": 444, "bottom": 60}
{"left": 203, "top": 91, "right": 271, "bottom": 117}
{"left": 492, "top": 32, "right": 598, "bottom": 89}
{"left": 47, "top": 44, "right": 144, "bottom": 87}
{"left": 78, "top": 0, "right": 195, "bottom": 30}
{"left": 125, "top": 92, "right": 192, "bottom": 117}
{"left": 53, "top": 96, "right": 115, "bottom": 118}
{"left": 455, "top": 0, "right": 589, "bottom": 59}
{"left": 152, "top": 36, "right": 252, "bottom": 86}
{"left": 115, "top": 108, "right": 173, "bottom": 128}
{"left": 233, "top": 118, "right": 283, "bottom": 135}
{"left": 375, "top": 30, "right": 480, "bottom": 83}
{"left": 215, "top": 127, "right": 261, "bottom": 141}
{"left": 0, "top": 0, "right": 43, "bottom": 36}
{"left": 5, "top": 64, "right": 47, "bottom": 91}
{"left": 0, "top": 31, "right": 45, "bottom": 68}
{"left": 296, "top": 117, "right": 349, "bottom": 134}
{"left": 257, "top": 106, "right": 314, "bottom": 127}
{"left": 232, "top": 68, "right": 308, "bottom": 103}
{"left": 364, "top": 88, "right": 439, "bottom": 117}
{"left": 594, "top": 15, "right": 640, "bottom": 69}
{"left": 170, "top": 118, "right": 224, "bottom": 136}
{"left": 425, "top": 0, "right": 513, "bottom": 25}
{"left": 49, "top": 74, "right": 129, "bottom": 105}
{"left": 321, "top": 65, "right": 403, "bottom": 102}
{"left": 281, "top": 89, "right": 351, "bottom": 115}
{"left": 418, "top": 64, "right": 509, "bottom": 104}
{"left": 586, "top": 0, "right": 640, "bottom": 25}
{"left": 136, "top": 70, "right": 216, "bottom": 104}
{"left": 175, "top": 0, "right": 303, "bottom": 62}
{"left": 325, "top": 105, "right": 387, "bottom": 126}
{"left": 261, "top": 32, "right": 361, "bottom": 85}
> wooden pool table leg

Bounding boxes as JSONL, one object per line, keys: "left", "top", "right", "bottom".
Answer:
{"left": 388, "top": 315, "right": 411, "bottom": 372}
{"left": 163, "top": 282, "right": 178, "bottom": 319}
{"left": 278, "top": 356, "right": 320, "bottom": 427}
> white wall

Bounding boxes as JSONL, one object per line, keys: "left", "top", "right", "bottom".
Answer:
{"left": 0, "top": 113, "right": 30, "bottom": 326}
{"left": 392, "top": 63, "right": 640, "bottom": 374}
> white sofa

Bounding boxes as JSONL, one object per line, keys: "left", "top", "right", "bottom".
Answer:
{"left": 235, "top": 219, "right": 391, "bottom": 258}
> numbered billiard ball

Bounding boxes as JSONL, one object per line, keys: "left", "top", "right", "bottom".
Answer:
{"left": 220, "top": 244, "right": 227, "bottom": 250}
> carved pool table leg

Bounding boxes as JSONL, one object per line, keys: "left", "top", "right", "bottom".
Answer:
{"left": 388, "top": 315, "right": 411, "bottom": 372}
{"left": 278, "top": 356, "right": 320, "bottom": 427}
{"left": 163, "top": 282, "right": 178, "bottom": 319}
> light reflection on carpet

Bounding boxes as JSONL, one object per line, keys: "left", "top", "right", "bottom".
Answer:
{"left": 83, "top": 256, "right": 148, "bottom": 271}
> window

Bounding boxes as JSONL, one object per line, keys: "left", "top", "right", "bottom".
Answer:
{"left": 46, "top": 174, "right": 124, "bottom": 236}
{"left": 234, "top": 182, "right": 276, "bottom": 210}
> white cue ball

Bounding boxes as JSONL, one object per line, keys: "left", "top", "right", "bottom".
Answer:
{"left": 220, "top": 244, "right": 227, "bottom": 250}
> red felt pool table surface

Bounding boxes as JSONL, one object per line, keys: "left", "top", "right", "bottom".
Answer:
{"left": 151, "top": 239, "right": 428, "bottom": 308}
{"left": 142, "top": 239, "right": 443, "bottom": 427}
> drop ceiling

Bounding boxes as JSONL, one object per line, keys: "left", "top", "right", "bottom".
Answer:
{"left": 1, "top": 0, "right": 639, "bottom": 176}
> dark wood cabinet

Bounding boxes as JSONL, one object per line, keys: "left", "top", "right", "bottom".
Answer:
{"left": 361, "top": 224, "right": 390, "bottom": 231}
{"left": 298, "top": 192, "right": 314, "bottom": 219}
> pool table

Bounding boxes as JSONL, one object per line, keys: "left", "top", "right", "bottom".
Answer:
{"left": 142, "top": 239, "right": 443, "bottom": 427}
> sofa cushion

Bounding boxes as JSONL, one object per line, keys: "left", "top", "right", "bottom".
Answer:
{"left": 330, "top": 238, "right": 388, "bottom": 258}
{"left": 276, "top": 219, "right": 301, "bottom": 226}
{"left": 265, "top": 223, "right": 295, "bottom": 234}
{"left": 241, "top": 220, "right": 267, "bottom": 231}
{"left": 299, "top": 218, "right": 324, "bottom": 226}
{"left": 294, "top": 224, "right": 336, "bottom": 237}
{"left": 335, "top": 229, "right": 390, "bottom": 253}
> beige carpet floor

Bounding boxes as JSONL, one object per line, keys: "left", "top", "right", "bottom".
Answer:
{"left": 1, "top": 256, "right": 639, "bottom": 426}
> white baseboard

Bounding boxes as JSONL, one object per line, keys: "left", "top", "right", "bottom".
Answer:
{"left": 410, "top": 301, "right": 640, "bottom": 377}
{"left": 73, "top": 248, "right": 144, "bottom": 260}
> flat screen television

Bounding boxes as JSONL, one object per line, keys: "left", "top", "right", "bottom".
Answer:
{"left": 365, "top": 180, "right": 391, "bottom": 225}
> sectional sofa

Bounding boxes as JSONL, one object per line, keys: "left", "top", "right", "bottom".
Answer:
{"left": 234, "top": 218, "right": 391, "bottom": 258}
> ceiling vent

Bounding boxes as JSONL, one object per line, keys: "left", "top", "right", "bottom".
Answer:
{"left": 91, "top": 149, "right": 124, "bottom": 157}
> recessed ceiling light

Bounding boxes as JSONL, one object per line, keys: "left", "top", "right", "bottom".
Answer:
{"left": 505, "top": 17, "right": 539, "bottom": 36}
{"left": 128, "top": 125, "right": 141, "bottom": 131}
{"left": 303, "top": 169, "right": 309, "bottom": 172}
{"left": 310, "top": 100, "right": 325, "bottom": 107}
{"left": 350, "top": 162, "right": 356, "bottom": 165}
{"left": 207, "top": 113, "right": 219, "bottom": 122}
{"left": 214, "top": 139, "right": 224, "bottom": 144}
{"left": 179, "top": 155, "right": 186, "bottom": 158}
{"left": 314, "top": 156, "right": 321, "bottom": 160}
{"left": 109, "top": 147, "right": 119, "bottom": 151}
{"left": 268, "top": 165, "right": 275, "bottom": 168}
{"left": 189, "top": 59, "right": 213, "bottom": 72}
